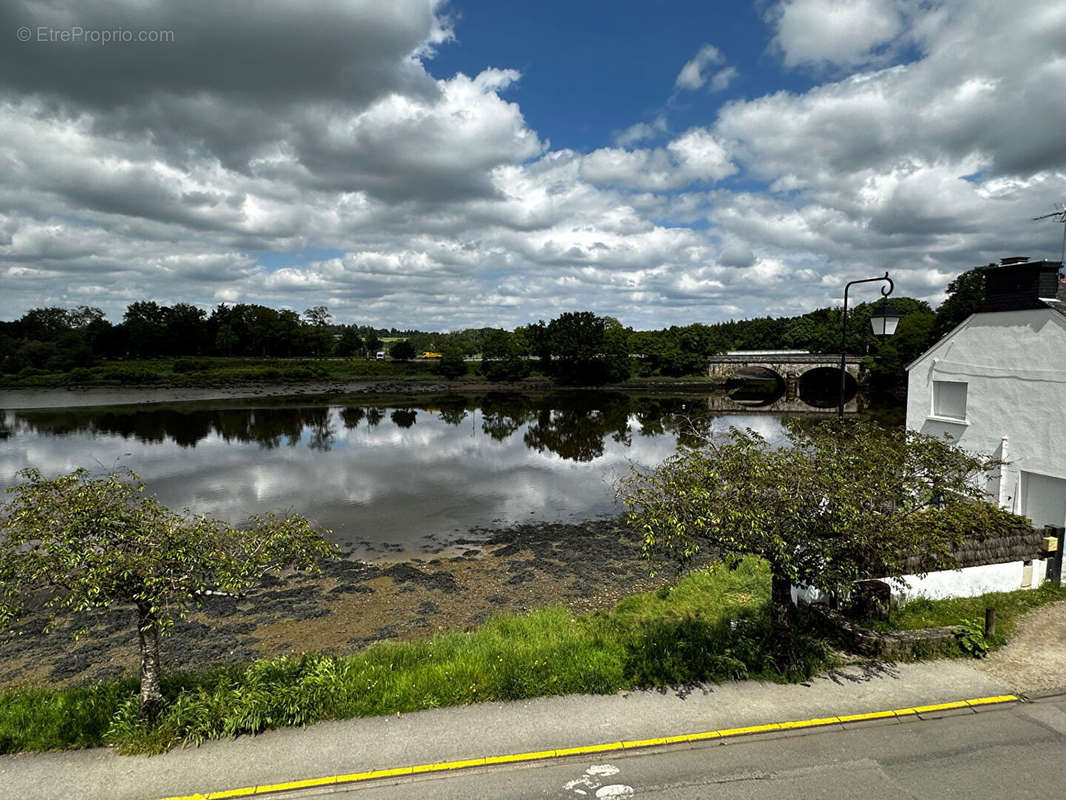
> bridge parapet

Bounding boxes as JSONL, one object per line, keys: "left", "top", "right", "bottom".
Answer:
{"left": 707, "top": 353, "right": 862, "bottom": 381}
{"left": 707, "top": 353, "right": 863, "bottom": 405}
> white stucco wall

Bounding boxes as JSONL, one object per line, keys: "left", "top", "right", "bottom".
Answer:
{"left": 792, "top": 558, "right": 1048, "bottom": 606}
{"left": 893, "top": 559, "right": 1048, "bottom": 601}
{"left": 906, "top": 308, "right": 1066, "bottom": 529}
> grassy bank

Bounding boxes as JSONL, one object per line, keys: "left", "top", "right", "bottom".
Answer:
{"left": 873, "top": 581, "right": 1066, "bottom": 649}
{"left": 4, "top": 562, "right": 1062, "bottom": 756}
{"left": 2, "top": 559, "right": 831, "bottom": 755}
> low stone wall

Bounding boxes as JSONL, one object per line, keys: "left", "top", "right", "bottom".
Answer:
{"left": 806, "top": 605, "right": 958, "bottom": 660}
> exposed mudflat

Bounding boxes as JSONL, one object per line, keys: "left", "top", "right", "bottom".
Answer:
{"left": 0, "top": 379, "right": 723, "bottom": 410}
{"left": 0, "top": 519, "right": 669, "bottom": 690}
{"left": 0, "top": 381, "right": 461, "bottom": 410}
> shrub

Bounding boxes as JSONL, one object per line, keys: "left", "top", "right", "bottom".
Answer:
{"left": 171, "top": 359, "right": 210, "bottom": 373}
{"left": 436, "top": 349, "right": 468, "bottom": 380}
{"left": 481, "top": 358, "right": 530, "bottom": 382}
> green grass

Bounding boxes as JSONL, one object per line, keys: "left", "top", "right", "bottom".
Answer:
{"left": 1, "top": 558, "right": 836, "bottom": 755}
{"left": 4, "top": 565, "right": 1063, "bottom": 756}
{"left": 0, "top": 680, "right": 137, "bottom": 753}
{"left": 0, "top": 357, "right": 446, "bottom": 387}
{"left": 873, "top": 581, "right": 1066, "bottom": 648}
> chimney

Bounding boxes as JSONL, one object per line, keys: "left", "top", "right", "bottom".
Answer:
{"left": 982, "top": 258, "right": 1064, "bottom": 312}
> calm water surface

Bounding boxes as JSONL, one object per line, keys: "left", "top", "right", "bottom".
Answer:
{"left": 0, "top": 392, "right": 794, "bottom": 557}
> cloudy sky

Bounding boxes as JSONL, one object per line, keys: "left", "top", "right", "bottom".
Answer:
{"left": 2, "top": 0, "right": 1064, "bottom": 329}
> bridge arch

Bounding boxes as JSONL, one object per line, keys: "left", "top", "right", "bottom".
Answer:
{"left": 724, "top": 366, "right": 787, "bottom": 407}
{"left": 707, "top": 352, "right": 862, "bottom": 410}
{"left": 798, "top": 366, "right": 857, "bottom": 408}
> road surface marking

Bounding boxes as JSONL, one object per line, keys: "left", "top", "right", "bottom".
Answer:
{"left": 565, "top": 763, "right": 629, "bottom": 797}
{"left": 155, "top": 694, "right": 1019, "bottom": 800}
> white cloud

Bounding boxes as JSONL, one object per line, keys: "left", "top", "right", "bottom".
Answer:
{"left": 667, "top": 129, "right": 737, "bottom": 182}
{"left": 675, "top": 44, "right": 726, "bottom": 90}
{"left": 580, "top": 130, "right": 735, "bottom": 192}
{"left": 0, "top": 0, "right": 1065, "bottom": 330}
{"left": 614, "top": 115, "right": 669, "bottom": 147}
{"left": 709, "top": 66, "right": 739, "bottom": 93}
{"left": 770, "top": 0, "right": 911, "bottom": 68}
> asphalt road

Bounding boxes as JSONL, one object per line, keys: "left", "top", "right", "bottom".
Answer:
{"left": 325, "top": 694, "right": 1066, "bottom": 799}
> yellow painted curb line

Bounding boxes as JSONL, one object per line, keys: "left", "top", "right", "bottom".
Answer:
{"left": 156, "top": 694, "right": 1019, "bottom": 800}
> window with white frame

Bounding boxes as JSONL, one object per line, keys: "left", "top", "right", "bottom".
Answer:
{"left": 932, "top": 380, "right": 967, "bottom": 421}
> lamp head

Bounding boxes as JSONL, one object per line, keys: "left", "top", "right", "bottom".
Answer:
{"left": 869, "top": 301, "right": 902, "bottom": 337}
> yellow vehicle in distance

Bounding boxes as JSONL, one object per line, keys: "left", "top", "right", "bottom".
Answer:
{"left": 422, "top": 352, "right": 443, "bottom": 359}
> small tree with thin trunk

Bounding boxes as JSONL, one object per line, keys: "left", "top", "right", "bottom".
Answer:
{"left": 619, "top": 420, "right": 1002, "bottom": 656}
{"left": 0, "top": 468, "right": 337, "bottom": 719}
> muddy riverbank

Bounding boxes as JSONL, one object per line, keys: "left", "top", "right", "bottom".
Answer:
{"left": 0, "top": 519, "right": 682, "bottom": 690}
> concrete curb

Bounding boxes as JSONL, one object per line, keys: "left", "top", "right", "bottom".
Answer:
{"left": 156, "top": 695, "right": 1019, "bottom": 800}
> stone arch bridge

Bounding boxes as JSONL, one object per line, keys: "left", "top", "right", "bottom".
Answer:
{"left": 707, "top": 351, "right": 862, "bottom": 409}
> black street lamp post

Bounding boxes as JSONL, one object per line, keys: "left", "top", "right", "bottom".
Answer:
{"left": 838, "top": 272, "right": 899, "bottom": 418}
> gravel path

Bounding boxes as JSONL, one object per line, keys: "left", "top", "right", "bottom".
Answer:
{"left": 976, "top": 599, "right": 1066, "bottom": 694}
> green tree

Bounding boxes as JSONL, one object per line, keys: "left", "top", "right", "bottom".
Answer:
{"left": 601, "top": 316, "right": 632, "bottom": 382}
{"left": 517, "top": 321, "right": 551, "bottom": 372}
{"left": 333, "top": 327, "right": 364, "bottom": 357}
{"left": 480, "top": 330, "right": 529, "bottom": 381}
{"left": 303, "top": 306, "right": 332, "bottom": 328}
{"left": 0, "top": 469, "right": 336, "bottom": 718}
{"left": 163, "top": 303, "right": 208, "bottom": 356}
{"left": 389, "top": 340, "right": 416, "bottom": 361}
{"left": 303, "top": 306, "right": 333, "bottom": 357}
{"left": 933, "top": 266, "right": 986, "bottom": 340}
{"left": 214, "top": 324, "right": 238, "bottom": 356}
{"left": 546, "top": 311, "right": 630, "bottom": 385}
{"left": 436, "top": 345, "right": 468, "bottom": 379}
{"left": 619, "top": 420, "right": 1004, "bottom": 649}
{"left": 123, "top": 301, "right": 168, "bottom": 357}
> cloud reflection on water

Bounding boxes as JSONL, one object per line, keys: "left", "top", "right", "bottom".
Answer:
{"left": 0, "top": 395, "right": 788, "bottom": 555}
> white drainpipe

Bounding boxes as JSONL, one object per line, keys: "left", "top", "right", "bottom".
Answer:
{"left": 997, "top": 436, "right": 1010, "bottom": 509}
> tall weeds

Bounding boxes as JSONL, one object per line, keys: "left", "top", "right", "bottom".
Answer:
{"left": 1, "top": 559, "right": 838, "bottom": 755}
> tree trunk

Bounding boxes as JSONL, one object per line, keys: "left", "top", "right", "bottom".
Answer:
{"left": 136, "top": 602, "right": 163, "bottom": 720}
{"left": 770, "top": 573, "right": 794, "bottom": 641}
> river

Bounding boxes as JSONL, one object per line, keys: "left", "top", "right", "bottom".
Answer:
{"left": 0, "top": 389, "right": 809, "bottom": 558}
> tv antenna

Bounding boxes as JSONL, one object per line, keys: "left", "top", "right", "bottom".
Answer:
{"left": 1033, "top": 203, "right": 1066, "bottom": 266}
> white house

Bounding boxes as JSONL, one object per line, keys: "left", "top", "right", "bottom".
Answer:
{"left": 902, "top": 257, "right": 1066, "bottom": 597}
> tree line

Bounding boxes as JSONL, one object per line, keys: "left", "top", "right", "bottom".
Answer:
{"left": 0, "top": 267, "right": 986, "bottom": 388}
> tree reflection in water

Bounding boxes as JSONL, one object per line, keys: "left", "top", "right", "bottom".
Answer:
{"left": 11, "top": 393, "right": 721, "bottom": 463}
{"left": 390, "top": 409, "right": 417, "bottom": 429}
